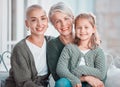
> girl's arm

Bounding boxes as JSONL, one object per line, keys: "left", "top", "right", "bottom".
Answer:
{"left": 81, "top": 76, "right": 104, "bottom": 87}
{"left": 71, "top": 48, "right": 106, "bottom": 80}
{"left": 56, "top": 45, "right": 81, "bottom": 87}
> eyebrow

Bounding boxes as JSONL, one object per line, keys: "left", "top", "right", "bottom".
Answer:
{"left": 41, "top": 15, "right": 47, "bottom": 17}
{"left": 30, "top": 15, "right": 47, "bottom": 18}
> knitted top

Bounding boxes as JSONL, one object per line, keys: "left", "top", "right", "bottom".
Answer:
{"left": 56, "top": 44, "right": 106, "bottom": 87}
{"left": 47, "top": 37, "right": 65, "bottom": 81}
{"left": 5, "top": 36, "right": 52, "bottom": 87}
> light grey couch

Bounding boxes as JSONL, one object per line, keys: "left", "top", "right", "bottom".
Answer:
{"left": 0, "top": 72, "right": 9, "bottom": 87}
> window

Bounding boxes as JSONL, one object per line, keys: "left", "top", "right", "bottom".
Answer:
{"left": 0, "top": 0, "right": 95, "bottom": 52}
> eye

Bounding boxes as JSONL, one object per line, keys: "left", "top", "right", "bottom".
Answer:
{"left": 85, "top": 26, "right": 88, "bottom": 29}
{"left": 64, "top": 17, "right": 70, "bottom": 21}
{"left": 31, "top": 18, "right": 37, "bottom": 22}
{"left": 31, "top": 19, "right": 36, "bottom": 22}
{"left": 76, "top": 27, "right": 82, "bottom": 30}
{"left": 55, "top": 20, "right": 61, "bottom": 24}
{"left": 41, "top": 16, "right": 47, "bottom": 20}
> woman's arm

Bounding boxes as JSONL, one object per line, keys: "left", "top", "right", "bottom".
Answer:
{"left": 11, "top": 45, "right": 38, "bottom": 87}
{"left": 56, "top": 45, "right": 81, "bottom": 87}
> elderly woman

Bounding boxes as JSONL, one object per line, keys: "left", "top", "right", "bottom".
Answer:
{"left": 47, "top": 2, "right": 74, "bottom": 87}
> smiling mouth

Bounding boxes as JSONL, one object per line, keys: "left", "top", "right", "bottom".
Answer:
{"left": 62, "top": 28, "right": 69, "bottom": 31}
{"left": 81, "top": 34, "right": 85, "bottom": 35}
{"left": 36, "top": 27, "right": 43, "bottom": 30}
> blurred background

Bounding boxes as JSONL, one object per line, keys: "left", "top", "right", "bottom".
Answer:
{"left": 0, "top": 0, "right": 120, "bottom": 71}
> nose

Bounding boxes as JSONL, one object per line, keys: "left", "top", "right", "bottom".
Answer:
{"left": 61, "top": 21, "right": 66, "bottom": 27}
{"left": 37, "top": 20, "right": 42, "bottom": 27}
{"left": 80, "top": 28, "right": 85, "bottom": 33}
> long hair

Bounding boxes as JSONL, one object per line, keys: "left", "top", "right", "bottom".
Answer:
{"left": 74, "top": 12, "right": 101, "bottom": 49}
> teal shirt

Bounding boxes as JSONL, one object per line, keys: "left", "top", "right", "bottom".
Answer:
{"left": 56, "top": 44, "right": 107, "bottom": 86}
{"left": 47, "top": 37, "right": 65, "bottom": 81}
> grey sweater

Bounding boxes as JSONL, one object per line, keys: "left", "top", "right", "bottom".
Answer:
{"left": 5, "top": 36, "right": 53, "bottom": 87}
{"left": 56, "top": 44, "right": 106, "bottom": 87}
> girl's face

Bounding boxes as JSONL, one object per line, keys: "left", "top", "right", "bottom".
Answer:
{"left": 75, "top": 18, "right": 95, "bottom": 42}
{"left": 25, "top": 8, "right": 48, "bottom": 36}
{"left": 51, "top": 12, "right": 73, "bottom": 36}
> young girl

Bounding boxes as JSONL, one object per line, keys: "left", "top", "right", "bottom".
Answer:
{"left": 5, "top": 5, "right": 52, "bottom": 87}
{"left": 56, "top": 13, "right": 106, "bottom": 87}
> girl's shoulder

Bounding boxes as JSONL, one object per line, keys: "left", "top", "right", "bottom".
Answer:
{"left": 94, "top": 46, "right": 103, "bottom": 51}
{"left": 92, "top": 46, "right": 104, "bottom": 54}
{"left": 66, "top": 43, "right": 76, "bottom": 47}
{"left": 65, "top": 43, "right": 78, "bottom": 50}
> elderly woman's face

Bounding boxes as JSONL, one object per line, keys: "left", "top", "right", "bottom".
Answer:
{"left": 51, "top": 12, "right": 73, "bottom": 36}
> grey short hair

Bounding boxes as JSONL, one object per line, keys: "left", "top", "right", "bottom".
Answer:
{"left": 26, "top": 4, "right": 45, "bottom": 19}
{"left": 49, "top": 2, "right": 74, "bottom": 24}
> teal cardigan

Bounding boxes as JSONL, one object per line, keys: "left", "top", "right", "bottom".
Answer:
{"left": 47, "top": 37, "right": 65, "bottom": 81}
{"left": 56, "top": 44, "right": 107, "bottom": 87}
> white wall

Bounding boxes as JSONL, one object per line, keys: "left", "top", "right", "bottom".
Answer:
{"left": 0, "top": 0, "right": 8, "bottom": 53}
{"left": 16, "top": 0, "right": 24, "bottom": 40}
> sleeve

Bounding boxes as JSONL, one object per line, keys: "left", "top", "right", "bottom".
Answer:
{"left": 11, "top": 45, "right": 39, "bottom": 87}
{"left": 71, "top": 48, "right": 106, "bottom": 80}
{"left": 56, "top": 46, "right": 81, "bottom": 87}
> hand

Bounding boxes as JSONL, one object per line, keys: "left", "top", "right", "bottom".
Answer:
{"left": 74, "top": 84, "right": 82, "bottom": 87}
{"left": 82, "top": 76, "right": 104, "bottom": 87}
{"left": 92, "top": 79, "right": 104, "bottom": 87}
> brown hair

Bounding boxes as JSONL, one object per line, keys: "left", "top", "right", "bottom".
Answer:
{"left": 74, "top": 12, "right": 101, "bottom": 49}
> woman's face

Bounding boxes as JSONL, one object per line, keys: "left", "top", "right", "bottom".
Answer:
{"left": 25, "top": 8, "right": 48, "bottom": 36}
{"left": 51, "top": 12, "right": 73, "bottom": 36}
